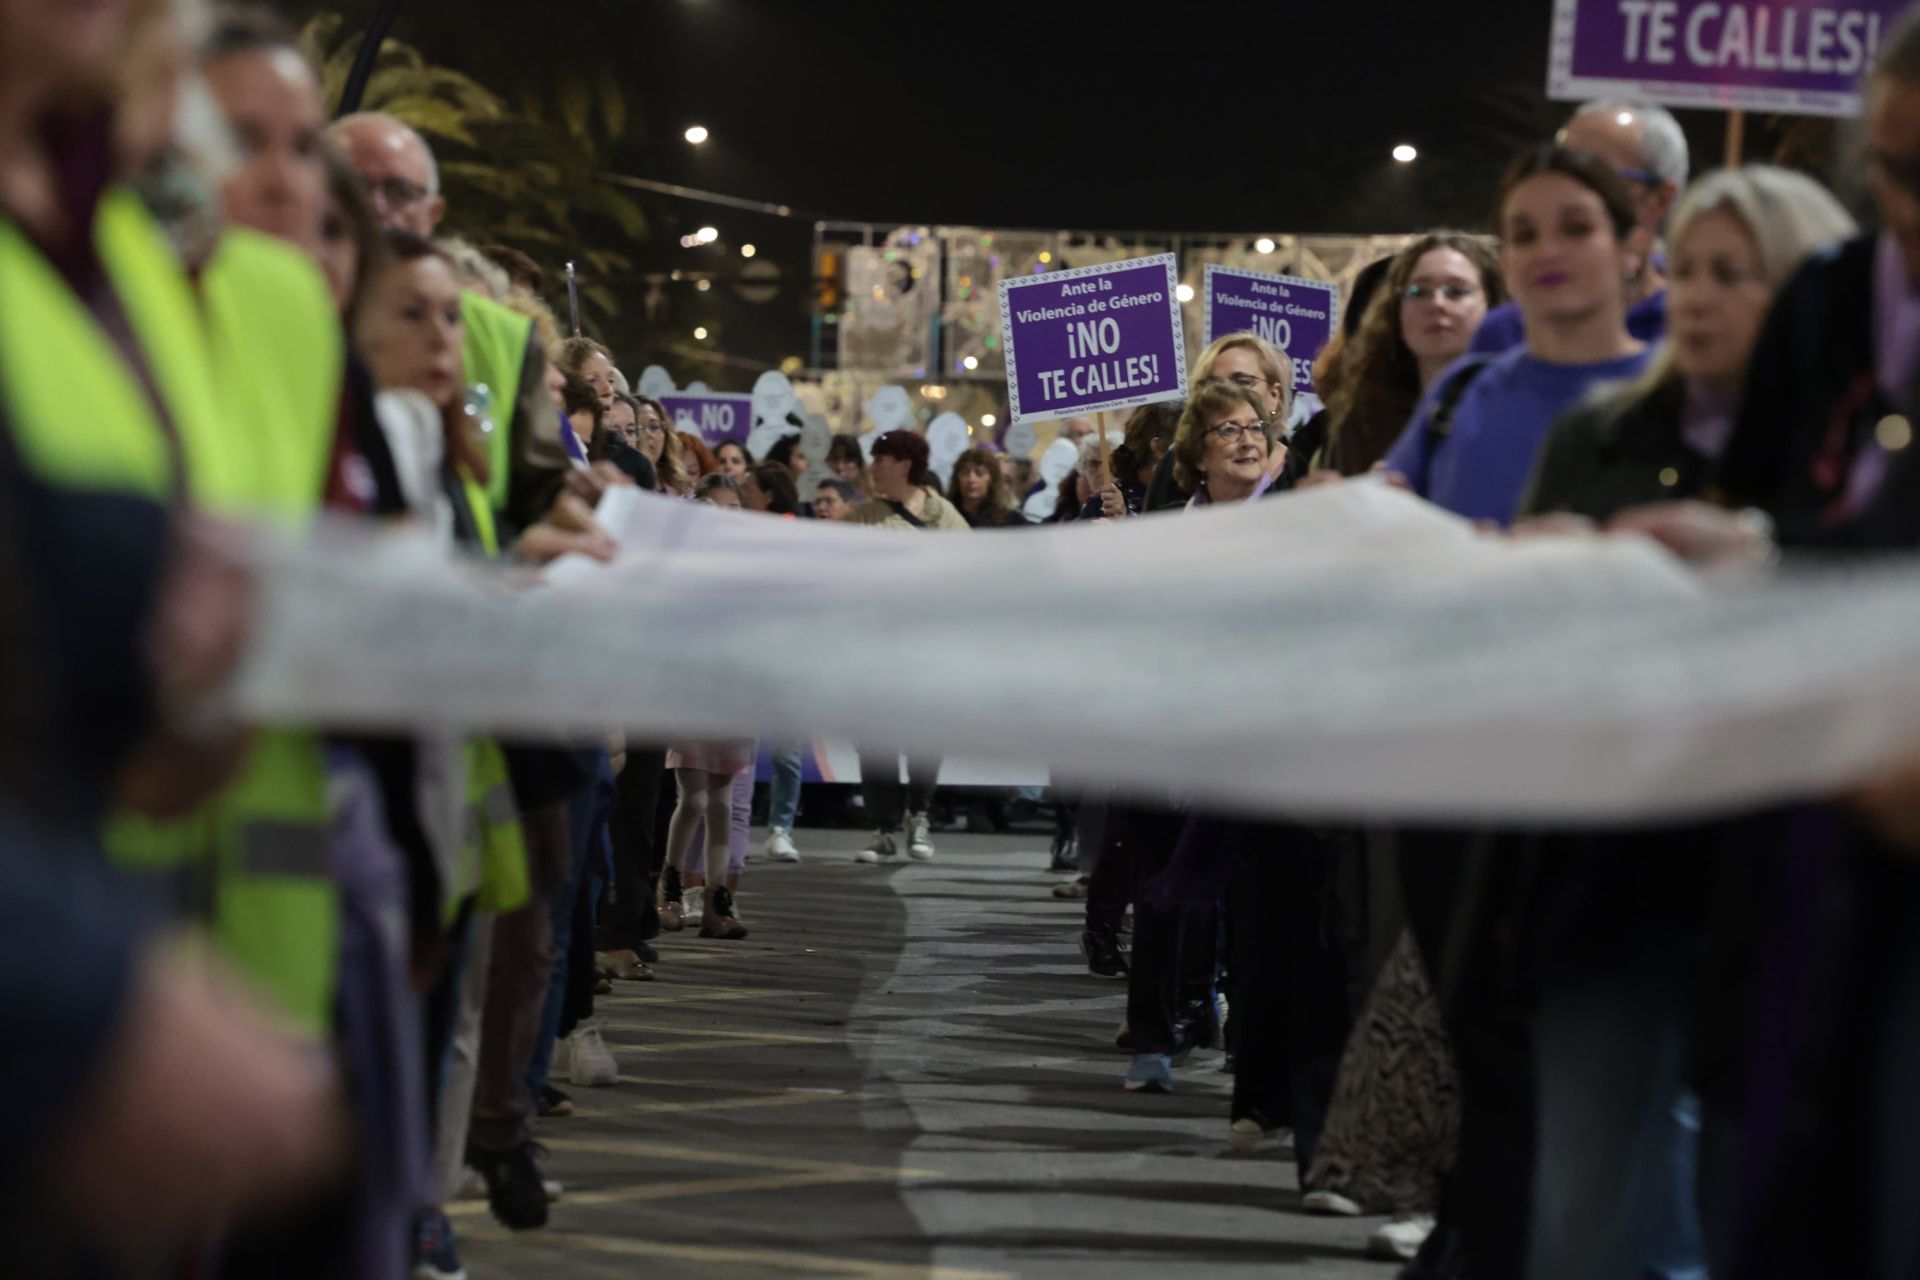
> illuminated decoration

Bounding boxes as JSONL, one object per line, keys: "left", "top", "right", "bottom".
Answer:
{"left": 1175, "top": 283, "right": 1196, "bottom": 302}
{"left": 684, "top": 125, "right": 710, "bottom": 144}
{"left": 696, "top": 226, "right": 720, "bottom": 243}
{"left": 1392, "top": 144, "right": 1418, "bottom": 163}
{"left": 740, "top": 244, "right": 757, "bottom": 258}
{"left": 981, "top": 413, "right": 997, "bottom": 428}
{"left": 1254, "top": 238, "right": 1276, "bottom": 254}
{"left": 694, "top": 326, "right": 709, "bottom": 340}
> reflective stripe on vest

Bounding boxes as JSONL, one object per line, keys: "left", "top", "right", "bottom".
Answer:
{"left": 459, "top": 292, "right": 531, "bottom": 516}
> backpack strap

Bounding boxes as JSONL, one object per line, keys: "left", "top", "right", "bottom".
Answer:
{"left": 1411, "top": 356, "right": 1493, "bottom": 495}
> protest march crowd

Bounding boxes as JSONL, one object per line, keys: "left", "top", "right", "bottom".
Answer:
{"left": 8, "top": 0, "right": 1920, "bottom": 1278}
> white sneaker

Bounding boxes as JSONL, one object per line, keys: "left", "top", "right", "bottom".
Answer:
{"left": 1228, "top": 1116, "right": 1282, "bottom": 1155}
{"left": 683, "top": 884, "right": 705, "bottom": 924}
{"left": 855, "top": 832, "right": 897, "bottom": 864}
{"left": 567, "top": 1017, "right": 619, "bottom": 1087}
{"left": 765, "top": 828, "right": 801, "bottom": 862}
{"left": 907, "top": 813, "right": 935, "bottom": 860}
{"left": 1369, "top": 1214, "right": 1437, "bottom": 1261}
{"left": 1302, "top": 1189, "right": 1364, "bottom": 1216}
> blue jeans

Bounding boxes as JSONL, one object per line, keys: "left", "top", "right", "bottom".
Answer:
{"left": 526, "top": 750, "right": 609, "bottom": 1097}
{"left": 768, "top": 742, "right": 804, "bottom": 831}
{"left": 1528, "top": 933, "right": 1707, "bottom": 1280}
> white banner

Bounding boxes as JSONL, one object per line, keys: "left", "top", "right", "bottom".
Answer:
{"left": 230, "top": 483, "right": 1920, "bottom": 825}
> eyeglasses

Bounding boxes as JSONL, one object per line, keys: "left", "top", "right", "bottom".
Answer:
{"left": 1402, "top": 282, "right": 1481, "bottom": 305}
{"left": 1616, "top": 166, "right": 1662, "bottom": 186}
{"left": 1206, "top": 419, "right": 1268, "bottom": 444}
{"left": 1224, "top": 372, "right": 1275, "bottom": 390}
{"left": 639, "top": 422, "right": 666, "bottom": 435}
{"left": 367, "top": 175, "right": 431, "bottom": 210}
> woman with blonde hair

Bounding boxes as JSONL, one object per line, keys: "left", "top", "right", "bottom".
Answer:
{"left": 1523, "top": 165, "right": 1857, "bottom": 516}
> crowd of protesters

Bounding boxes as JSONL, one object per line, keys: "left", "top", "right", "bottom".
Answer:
{"left": 6, "top": 2, "right": 1920, "bottom": 1280}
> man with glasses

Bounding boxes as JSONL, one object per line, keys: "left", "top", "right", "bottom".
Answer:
{"left": 330, "top": 112, "right": 446, "bottom": 236}
{"left": 1471, "top": 101, "right": 1689, "bottom": 355}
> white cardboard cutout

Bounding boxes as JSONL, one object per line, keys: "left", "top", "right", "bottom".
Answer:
{"left": 1003, "top": 420, "right": 1039, "bottom": 459}
{"left": 926, "top": 413, "right": 971, "bottom": 487}
{"left": 636, "top": 365, "right": 677, "bottom": 399}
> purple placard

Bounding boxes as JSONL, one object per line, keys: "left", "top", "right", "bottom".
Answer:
{"left": 998, "top": 253, "right": 1187, "bottom": 426}
{"left": 1548, "top": 0, "right": 1913, "bottom": 117}
{"left": 659, "top": 392, "right": 753, "bottom": 445}
{"left": 1201, "top": 265, "right": 1339, "bottom": 398}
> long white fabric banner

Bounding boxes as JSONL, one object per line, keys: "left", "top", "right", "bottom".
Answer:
{"left": 229, "top": 482, "right": 1920, "bottom": 825}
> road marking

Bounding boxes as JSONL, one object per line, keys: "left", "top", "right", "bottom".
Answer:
{"left": 536, "top": 1134, "right": 938, "bottom": 1179}
{"left": 456, "top": 1224, "right": 1011, "bottom": 1280}
{"left": 559, "top": 1088, "right": 870, "bottom": 1118}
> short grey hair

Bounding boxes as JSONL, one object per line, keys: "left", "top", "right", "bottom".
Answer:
{"left": 1572, "top": 100, "right": 1690, "bottom": 190}
{"left": 331, "top": 110, "right": 441, "bottom": 195}
{"left": 1076, "top": 432, "right": 1124, "bottom": 478}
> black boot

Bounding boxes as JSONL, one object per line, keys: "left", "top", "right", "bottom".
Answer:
{"left": 1079, "top": 926, "right": 1129, "bottom": 979}
{"left": 466, "top": 1140, "right": 550, "bottom": 1231}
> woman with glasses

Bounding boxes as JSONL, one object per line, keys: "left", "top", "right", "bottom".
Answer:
{"left": 1169, "top": 377, "right": 1280, "bottom": 507}
{"left": 1144, "top": 334, "right": 1292, "bottom": 509}
{"left": 1323, "top": 234, "right": 1507, "bottom": 476}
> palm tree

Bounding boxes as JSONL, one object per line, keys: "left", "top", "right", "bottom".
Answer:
{"left": 302, "top": 11, "right": 646, "bottom": 325}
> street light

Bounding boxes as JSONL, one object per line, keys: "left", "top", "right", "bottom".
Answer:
{"left": 1254, "top": 237, "right": 1276, "bottom": 254}
{"left": 981, "top": 413, "right": 997, "bottom": 428}
{"left": 1175, "top": 283, "right": 1195, "bottom": 302}
{"left": 695, "top": 225, "right": 719, "bottom": 243}
{"left": 693, "top": 326, "right": 709, "bottom": 340}
{"left": 684, "top": 125, "right": 710, "bottom": 145}
{"left": 1392, "top": 144, "right": 1418, "bottom": 163}
{"left": 740, "top": 243, "right": 757, "bottom": 258}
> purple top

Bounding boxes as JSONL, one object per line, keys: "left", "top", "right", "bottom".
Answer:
{"left": 1679, "top": 381, "right": 1736, "bottom": 460}
{"left": 559, "top": 410, "right": 589, "bottom": 464}
{"left": 1470, "top": 289, "right": 1669, "bottom": 356}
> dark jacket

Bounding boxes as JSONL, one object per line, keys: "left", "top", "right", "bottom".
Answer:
{"left": 959, "top": 503, "right": 1029, "bottom": 528}
{"left": 1715, "top": 235, "right": 1902, "bottom": 545}
{"left": 1519, "top": 378, "right": 1710, "bottom": 519}
{"left": 1143, "top": 449, "right": 1192, "bottom": 512}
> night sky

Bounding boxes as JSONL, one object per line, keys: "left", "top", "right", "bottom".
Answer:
{"left": 281, "top": 0, "right": 1783, "bottom": 375}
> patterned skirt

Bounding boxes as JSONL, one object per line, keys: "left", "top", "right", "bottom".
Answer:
{"left": 1306, "top": 929, "right": 1461, "bottom": 1215}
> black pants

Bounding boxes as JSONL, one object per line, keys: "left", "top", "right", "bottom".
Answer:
{"left": 857, "top": 749, "right": 939, "bottom": 832}
{"left": 1118, "top": 803, "right": 1217, "bottom": 1054}
{"left": 597, "top": 748, "right": 665, "bottom": 952}
{"left": 1399, "top": 829, "right": 1535, "bottom": 1280}
{"left": 1227, "top": 843, "right": 1353, "bottom": 1174}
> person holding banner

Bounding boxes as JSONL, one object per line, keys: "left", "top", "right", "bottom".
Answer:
{"left": 1382, "top": 146, "right": 1655, "bottom": 527}
{"left": 1145, "top": 334, "right": 1292, "bottom": 510}
{"left": 1171, "top": 378, "right": 1282, "bottom": 507}
{"left": 1088, "top": 402, "right": 1179, "bottom": 519}
{"left": 1322, "top": 234, "right": 1506, "bottom": 477}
